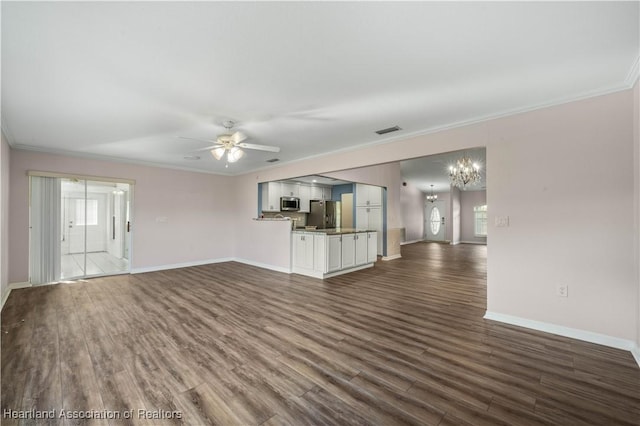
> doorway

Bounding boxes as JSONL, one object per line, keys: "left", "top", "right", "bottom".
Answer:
{"left": 30, "top": 175, "right": 132, "bottom": 284}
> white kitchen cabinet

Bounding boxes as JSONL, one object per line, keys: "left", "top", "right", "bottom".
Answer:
{"left": 281, "top": 182, "right": 299, "bottom": 198}
{"left": 356, "top": 206, "right": 383, "bottom": 255}
{"left": 354, "top": 233, "right": 368, "bottom": 266}
{"left": 298, "top": 184, "right": 311, "bottom": 213}
{"left": 292, "top": 231, "right": 375, "bottom": 278}
{"left": 323, "top": 186, "right": 332, "bottom": 200}
{"left": 310, "top": 185, "right": 332, "bottom": 200}
{"left": 356, "top": 184, "right": 382, "bottom": 207}
{"left": 327, "top": 235, "right": 342, "bottom": 272}
{"left": 341, "top": 234, "right": 356, "bottom": 269}
{"left": 367, "top": 232, "right": 377, "bottom": 263}
{"left": 262, "top": 182, "right": 281, "bottom": 212}
{"left": 292, "top": 232, "right": 314, "bottom": 270}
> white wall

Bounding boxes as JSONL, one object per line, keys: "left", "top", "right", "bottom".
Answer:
{"left": 486, "top": 90, "right": 635, "bottom": 341}
{"left": 460, "top": 190, "right": 487, "bottom": 244}
{"left": 400, "top": 182, "right": 424, "bottom": 243}
{"left": 9, "top": 150, "right": 237, "bottom": 282}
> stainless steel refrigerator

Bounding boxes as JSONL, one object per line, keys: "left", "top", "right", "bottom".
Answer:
{"left": 308, "top": 200, "right": 341, "bottom": 229}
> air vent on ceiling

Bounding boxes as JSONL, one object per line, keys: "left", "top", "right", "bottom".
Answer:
{"left": 375, "top": 125, "right": 401, "bottom": 135}
{"left": 266, "top": 158, "right": 280, "bottom": 163}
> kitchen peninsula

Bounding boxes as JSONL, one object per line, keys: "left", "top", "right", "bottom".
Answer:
{"left": 292, "top": 228, "right": 377, "bottom": 279}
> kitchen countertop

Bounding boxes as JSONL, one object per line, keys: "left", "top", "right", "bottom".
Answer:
{"left": 293, "top": 227, "right": 374, "bottom": 235}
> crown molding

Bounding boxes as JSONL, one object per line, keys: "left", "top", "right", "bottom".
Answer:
{"left": 7, "top": 70, "right": 639, "bottom": 179}
{"left": 11, "top": 143, "right": 234, "bottom": 177}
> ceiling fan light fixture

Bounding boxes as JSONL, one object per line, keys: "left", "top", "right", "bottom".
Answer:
{"left": 227, "top": 147, "right": 245, "bottom": 163}
{"left": 211, "top": 147, "right": 226, "bottom": 160}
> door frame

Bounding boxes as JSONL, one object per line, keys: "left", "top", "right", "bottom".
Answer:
{"left": 28, "top": 171, "right": 136, "bottom": 283}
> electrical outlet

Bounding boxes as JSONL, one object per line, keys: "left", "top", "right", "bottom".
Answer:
{"left": 556, "top": 284, "right": 568, "bottom": 298}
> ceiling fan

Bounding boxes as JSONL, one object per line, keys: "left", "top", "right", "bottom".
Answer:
{"left": 182, "top": 121, "right": 280, "bottom": 163}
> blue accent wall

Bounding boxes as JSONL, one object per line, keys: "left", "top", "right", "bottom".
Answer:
{"left": 331, "top": 184, "right": 353, "bottom": 202}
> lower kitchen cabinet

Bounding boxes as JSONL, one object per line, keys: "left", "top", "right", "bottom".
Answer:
{"left": 355, "top": 233, "right": 368, "bottom": 266}
{"left": 367, "top": 231, "right": 378, "bottom": 263}
{"left": 327, "top": 235, "right": 342, "bottom": 272}
{"left": 292, "top": 231, "right": 376, "bottom": 278}
{"left": 341, "top": 234, "right": 356, "bottom": 269}
{"left": 292, "top": 232, "right": 314, "bottom": 270}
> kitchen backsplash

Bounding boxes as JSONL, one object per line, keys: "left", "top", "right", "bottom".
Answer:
{"left": 261, "top": 211, "right": 307, "bottom": 226}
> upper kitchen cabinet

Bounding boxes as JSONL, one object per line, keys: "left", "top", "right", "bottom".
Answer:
{"left": 356, "top": 184, "right": 382, "bottom": 207}
{"left": 298, "top": 184, "right": 311, "bottom": 213}
{"left": 281, "top": 182, "right": 299, "bottom": 198}
{"left": 310, "top": 185, "right": 331, "bottom": 200}
{"left": 262, "top": 182, "right": 281, "bottom": 212}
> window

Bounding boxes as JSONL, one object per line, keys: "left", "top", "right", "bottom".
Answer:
{"left": 75, "top": 199, "right": 98, "bottom": 226}
{"left": 474, "top": 205, "right": 487, "bottom": 237}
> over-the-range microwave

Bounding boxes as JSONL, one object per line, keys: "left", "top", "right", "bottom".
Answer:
{"left": 280, "top": 197, "right": 300, "bottom": 211}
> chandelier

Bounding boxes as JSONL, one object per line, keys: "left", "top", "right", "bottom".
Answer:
{"left": 427, "top": 184, "right": 437, "bottom": 202}
{"left": 449, "top": 155, "right": 481, "bottom": 189}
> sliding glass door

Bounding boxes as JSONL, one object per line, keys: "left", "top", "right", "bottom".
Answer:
{"left": 30, "top": 175, "right": 132, "bottom": 284}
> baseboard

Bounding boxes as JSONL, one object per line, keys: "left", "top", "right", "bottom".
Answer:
{"left": 1, "top": 288, "right": 10, "bottom": 311}
{"left": 460, "top": 240, "right": 487, "bottom": 245}
{"left": 9, "top": 281, "right": 32, "bottom": 289}
{"left": 1, "top": 282, "right": 32, "bottom": 311}
{"left": 381, "top": 254, "right": 402, "bottom": 261}
{"left": 400, "top": 239, "right": 422, "bottom": 246}
{"left": 484, "top": 311, "right": 637, "bottom": 358}
{"left": 632, "top": 345, "right": 640, "bottom": 368}
{"left": 232, "top": 258, "right": 291, "bottom": 274}
{"left": 131, "top": 258, "right": 234, "bottom": 274}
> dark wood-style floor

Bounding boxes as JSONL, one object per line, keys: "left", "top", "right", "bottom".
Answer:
{"left": 2, "top": 242, "right": 639, "bottom": 425}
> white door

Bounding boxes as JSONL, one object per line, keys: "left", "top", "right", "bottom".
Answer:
{"left": 425, "top": 200, "right": 445, "bottom": 241}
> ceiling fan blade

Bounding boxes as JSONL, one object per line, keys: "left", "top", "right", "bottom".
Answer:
{"left": 180, "top": 136, "right": 215, "bottom": 144}
{"left": 231, "top": 131, "right": 247, "bottom": 144}
{"left": 236, "top": 142, "right": 280, "bottom": 153}
{"left": 194, "top": 144, "right": 224, "bottom": 152}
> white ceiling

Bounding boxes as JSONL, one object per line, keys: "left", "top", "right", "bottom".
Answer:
{"left": 2, "top": 2, "right": 638, "bottom": 176}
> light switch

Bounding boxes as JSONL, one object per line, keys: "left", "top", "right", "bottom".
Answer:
{"left": 495, "top": 216, "right": 509, "bottom": 227}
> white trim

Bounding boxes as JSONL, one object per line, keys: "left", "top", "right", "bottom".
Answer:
{"left": 28, "top": 170, "right": 136, "bottom": 185}
{"left": 233, "top": 258, "right": 291, "bottom": 274}
{"left": 131, "top": 258, "right": 234, "bottom": 274}
{"left": 484, "top": 311, "right": 637, "bottom": 353}
{"left": 9, "top": 281, "right": 32, "bottom": 290}
{"left": 624, "top": 56, "right": 640, "bottom": 88}
{"left": 1, "top": 282, "right": 33, "bottom": 311}
{"left": 632, "top": 345, "right": 640, "bottom": 368}
{"left": 460, "top": 240, "right": 487, "bottom": 245}
{"left": 381, "top": 254, "right": 402, "bottom": 261}
{"left": 8, "top": 73, "right": 639, "bottom": 179}
{"left": 1, "top": 289, "right": 10, "bottom": 311}
{"left": 400, "top": 239, "right": 422, "bottom": 246}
